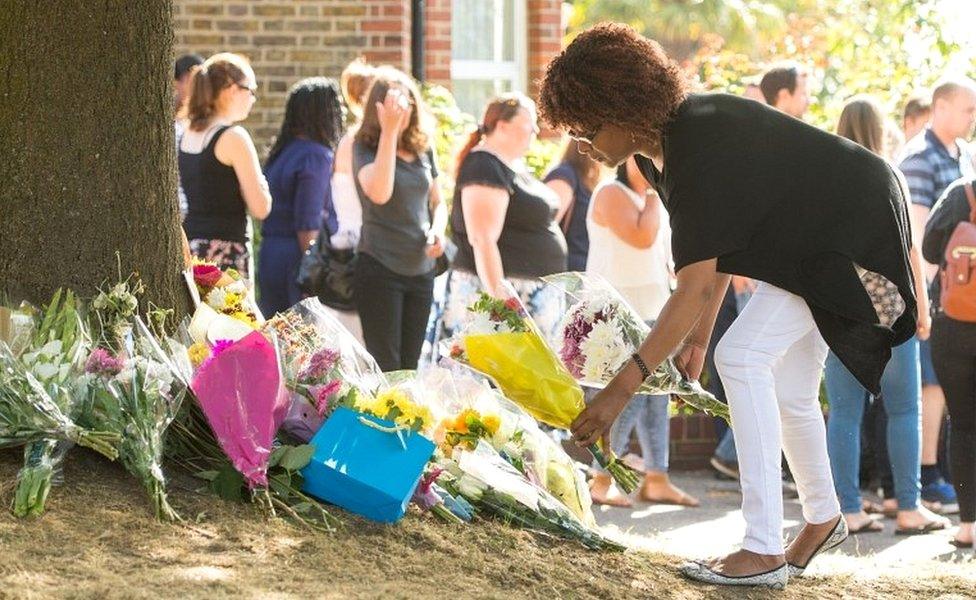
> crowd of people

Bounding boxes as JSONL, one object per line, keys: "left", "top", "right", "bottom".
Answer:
{"left": 171, "top": 38, "right": 976, "bottom": 571}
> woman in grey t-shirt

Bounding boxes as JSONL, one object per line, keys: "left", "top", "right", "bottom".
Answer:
{"left": 352, "top": 67, "right": 446, "bottom": 371}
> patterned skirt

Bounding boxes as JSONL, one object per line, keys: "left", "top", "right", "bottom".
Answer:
{"left": 188, "top": 238, "right": 252, "bottom": 280}
{"left": 440, "top": 268, "right": 564, "bottom": 343}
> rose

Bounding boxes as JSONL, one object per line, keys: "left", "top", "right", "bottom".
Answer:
{"left": 193, "top": 264, "right": 223, "bottom": 290}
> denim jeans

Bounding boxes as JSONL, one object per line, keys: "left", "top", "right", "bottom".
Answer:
{"left": 586, "top": 388, "right": 670, "bottom": 473}
{"left": 825, "top": 338, "right": 921, "bottom": 513}
{"left": 714, "top": 428, "right": 738, "bottom": 464}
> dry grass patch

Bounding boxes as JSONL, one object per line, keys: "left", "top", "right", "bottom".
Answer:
{"left": 0, "top": 450, "right": 970, "bottom": 599}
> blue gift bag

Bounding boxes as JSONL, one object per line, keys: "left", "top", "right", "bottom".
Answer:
{"left": 301, "top": 406, "right": 435, "bottom": 523}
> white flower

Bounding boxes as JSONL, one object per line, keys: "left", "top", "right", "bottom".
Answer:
{"left": 579, "top": 320, "right": 629, "bottom": 382}
{"left": 32, "top": 362, "right": 61, "bottom": 381}
{"left": 205, "top": 287, "right": 228, "bottom": 310}
{"left": 468, "top": 311, "right": 509, "bottom": 335}
{"left": 39, "top": 340, "right": 63, "bottom": 358}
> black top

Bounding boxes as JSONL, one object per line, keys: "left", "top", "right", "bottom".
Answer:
{"left": 353, "top": 142, "right": 438, "bottom": 277}
{"left": 922, "top": 178, "right": 976, "bottom": 312}
{"left": 180, "top": 126, "right": 248, "bottom": 243}
{"left": 451, "top": 150, "right": 567, "bottom": 278}
{"left": 544, "top": 162, "right": 592, "bottom": 271}
{"left": 636, "top": 93, "right": 916, "bottom": 394}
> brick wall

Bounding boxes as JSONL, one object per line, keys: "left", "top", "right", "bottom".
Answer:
{"left": 173, "top": 0, "right": 564, "bottom": 155}
{"left": 173, "top": 0, "right": 405, "bottom": 154}
{"left": 424, "top": 0, "right": 452, "bottom": 86}
{"left": 526, "top": 0, "right": 563, "bottom": 98}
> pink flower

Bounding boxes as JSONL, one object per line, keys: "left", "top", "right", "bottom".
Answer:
{"left": 193, "top": 264, "right": 222, "bottom": 289}
{"left": 200, "top": 339, "right": 235, "bottom": 370}
{"left": 85, "top": 348, "right": 124, "bottom": 376}
{"left": 313, "top": 380, "right": 342, "bottom": 416}
{"left": 297, "top": 348, "right": 340, "bottom": 382}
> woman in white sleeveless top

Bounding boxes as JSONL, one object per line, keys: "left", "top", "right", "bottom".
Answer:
{"left": 584, "top": 156, "right": 698, "bottom": 508}
{"left": 321, "top": 59, "right": 376, "bottom": 343}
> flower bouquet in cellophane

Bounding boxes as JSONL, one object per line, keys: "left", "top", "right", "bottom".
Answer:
{"left": 424, "top": 364, "right": 595, "bottom": 526}
{"left": 185, "top": 260, "right": 264, "bottom": 346}
{"left": 262, "top": 298, "right": 387, "bottom": 442}
{"left": 543, "top": 272, "right": 729, "bottom": 422}
{"left": 450, "top": 283, "right": 640, "bottom": 494}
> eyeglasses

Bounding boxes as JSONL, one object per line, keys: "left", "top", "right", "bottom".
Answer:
{"left": 568, "top": 126, "right": 599, "bottom": 143}
{"left": 235, "top": 82, "right": 257, "bottom": 97}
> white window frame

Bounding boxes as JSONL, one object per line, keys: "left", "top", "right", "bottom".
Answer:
{"left": 450, "top": 0, "right": 527, "bottom": 102}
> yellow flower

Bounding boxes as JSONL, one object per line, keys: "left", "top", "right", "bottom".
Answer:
{"left": 188, "top": 342, "right": 210, "bottom": 368}
{"left": 482, "top": 414, "right": 501, "bottom": 436}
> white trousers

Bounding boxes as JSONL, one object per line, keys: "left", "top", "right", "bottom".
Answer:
{"left": 715, "top": 283, "right": 840, "bottom": 554}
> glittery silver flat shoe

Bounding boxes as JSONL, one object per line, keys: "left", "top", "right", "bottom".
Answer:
{"left": 679, "top": 561, "right": 788, "bottom": 589}
{"left": 787, "top": 516, "right": 849, "bottom": 577}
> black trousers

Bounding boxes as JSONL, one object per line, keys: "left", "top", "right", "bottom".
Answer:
{"left": 930, "top": 315, "right": 976, "bottom": 522}
{"left": 354, "top": 253, "right": 434, "bottom": 373}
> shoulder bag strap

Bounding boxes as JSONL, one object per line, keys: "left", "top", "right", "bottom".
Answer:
{"left": 965, "top": 180, "right": 976, "bottom": 223}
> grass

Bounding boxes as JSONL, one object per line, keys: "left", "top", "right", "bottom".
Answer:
{"left": 0, "top": 449, "right": 971, "bottom": 600}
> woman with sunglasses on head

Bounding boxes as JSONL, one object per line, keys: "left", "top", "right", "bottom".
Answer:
{"left": 180, "top": 52, "right": 271, "bottom": 278}
{"left": 541, "top": 24, "right": 916, "bottom": 588}
{"left": 353, "top": 67, "right": 445, "bottom": 372}
{"left": 441, "top": 94, "right": 567, "bottom": 340}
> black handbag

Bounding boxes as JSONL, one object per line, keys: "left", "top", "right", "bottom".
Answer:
{"left": 296, "top": 225, "right": 357, "bottom": 312}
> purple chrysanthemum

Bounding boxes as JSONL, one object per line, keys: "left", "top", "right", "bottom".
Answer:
{"left": 298, "top": 348, "right": 340, "bottom": 382}
{"left": 85, "top": 348, "right": 124, "bottom": 377}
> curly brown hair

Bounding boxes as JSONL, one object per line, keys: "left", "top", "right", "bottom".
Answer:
{"left": 354, "top": 66, "right": 430, "bottom": 156}
{"left": 539, "top": 23, "right": 689, "bottom": 146}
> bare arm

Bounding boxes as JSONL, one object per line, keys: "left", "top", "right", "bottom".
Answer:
{"left": 911, "top": 204, "right": 938, "bottom": 281}
{"left": 461, "top": 185, "right": 509, "bottom": 296}
{"left": 357, "top": 91, "right": 410, "bottom": 205}
{"left": 215, "top": 126, "right": 272, "bottom": 219}
{"left": 547, "top": 179, "right": 575, "bottom": 224}
{"left": 571, "top": 259, "right": 723, "bottom": 446}
{"left": 591, "top": 185, "right": 660, "bottom": 249}
{"left": 333, "top": 132, "right": 354, "bottom": 176}
{"left": 297, "top": 230, "right": 318, "bottom": 253}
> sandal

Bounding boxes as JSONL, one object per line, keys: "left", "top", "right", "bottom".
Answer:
{"left": 949, "top": 539, "right": 973, "bottom": 549}
{"left": 641, "top": 490, "right": 700, "bottom": 507}
{"left": 848, "top": 518, "right": 884, "bottom": 534}
{"left": 895, "top": 520, "right": 947, "bottom": 536}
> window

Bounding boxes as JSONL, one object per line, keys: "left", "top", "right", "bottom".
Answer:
{"left": 450, "top": 0, "right": 527, "bottom": 117}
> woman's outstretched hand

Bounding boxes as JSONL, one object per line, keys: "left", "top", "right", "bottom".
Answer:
{"left": 571, "top": 384, "right": 630, "bottom": 448}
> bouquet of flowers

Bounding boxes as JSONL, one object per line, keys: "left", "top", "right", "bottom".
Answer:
{"left": 427, "top": 364, "right": 595, "bottom": 525}
{"left": 0, "top": 343, "right": 119, "bottom": 456}
{"left": 189, "top": 330, "right": 289, "bottom": 491}
{"left": 543, "top": 272, "right": 729, "bottom": 422}
{"left": 13, "top": 289, "right": 96, "bottom": 518}
{"left": 78, "top": 316, "right": 191, "bottom": 521}
{"left": 451, "top": 286, "right": 641, "bottom": 494}
{"left": 263, "top": 298, "right": 386, "bottom": 442}
{"left": 186, "top": 261, "right": 263, "bottom": 345}
{"left": 437, "top": 440, "right": 623, "bottom": 551}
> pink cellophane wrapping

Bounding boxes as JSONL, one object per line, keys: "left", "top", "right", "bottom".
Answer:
{"left": 191, "top": 331, "right": 288, "bottom": 488}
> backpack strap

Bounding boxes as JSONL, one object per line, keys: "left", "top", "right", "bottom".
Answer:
{"left": 965, "top": 180, "right": 976, "bottom": 223}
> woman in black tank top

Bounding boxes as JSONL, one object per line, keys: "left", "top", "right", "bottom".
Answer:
{"left": 179, "top": 53, "right": 272, "bottom": 278}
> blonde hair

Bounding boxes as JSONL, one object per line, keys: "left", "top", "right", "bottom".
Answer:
{"left": 340, "top": 57, "right": 377, "bottom": 120}
{"left": 836, "top": 95, "right": 886, "bottom": 157}
{"left": 187, "top": 52, "right": 252, "bottom": 132}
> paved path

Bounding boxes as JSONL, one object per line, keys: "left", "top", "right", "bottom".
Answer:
{"left": 595, "top": 470, "right": 975, "bottom": 581}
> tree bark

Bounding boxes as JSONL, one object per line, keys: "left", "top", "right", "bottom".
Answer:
{"left": 0, "top": 1, "right": 187, "bottom": 317}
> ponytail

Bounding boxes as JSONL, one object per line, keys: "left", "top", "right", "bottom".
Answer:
{"left": 454, "top": 128, "right": 484, "bottom": 171}
{"left": 454, "top": 93, "right": 533, "bottom": 169}
{"left": 186, "top": 52, "right": 251, "bottom": 132}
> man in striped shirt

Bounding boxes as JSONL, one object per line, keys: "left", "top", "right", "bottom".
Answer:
{"left": 899, "top": 76, "right": 976, "bottom": 514}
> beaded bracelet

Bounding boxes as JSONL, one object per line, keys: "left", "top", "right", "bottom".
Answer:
{"left": 632, "top": 352, "right": 652, "bottom": 381}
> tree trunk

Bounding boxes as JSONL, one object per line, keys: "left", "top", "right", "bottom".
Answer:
{"left": 0, "top": 1, "right": 187, "bottom": 317}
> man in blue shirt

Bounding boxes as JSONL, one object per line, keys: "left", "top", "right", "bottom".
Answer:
{"left": 899, "top": 76, "right": 976, "bottom": 514}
